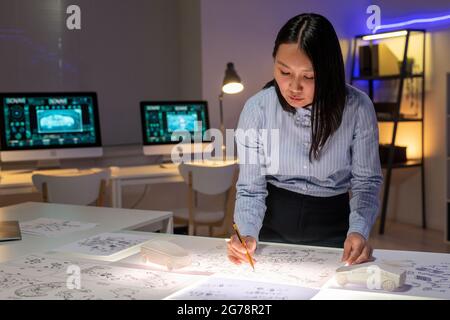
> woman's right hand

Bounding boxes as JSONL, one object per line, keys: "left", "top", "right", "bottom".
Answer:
{"left": 227, "top": 234, "right": 257, "bottom": 265}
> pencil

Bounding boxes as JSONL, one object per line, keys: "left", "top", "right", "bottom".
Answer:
{"left": 232, "top": 223, "right": 255, "bottom": 271}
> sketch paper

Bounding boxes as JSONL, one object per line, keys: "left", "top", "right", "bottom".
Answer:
{"left": 0, "top": 254, "right": 92, "bottom": 278}
{"left": 166, "top": 275, "right": 320, "bottom": 300}
{"left": 192, "top": 244, "right": 343, "bottom": 288}
{"left": 19, "top": 218, "right": 97, "bottom": 237}
{"left": 0, "top": 254, "right": 204, "bottom": 300}
{"left": 0, "top": 253, "right": 96, "bottom": 297}
{"left": 118, "top": 242, "right": 343, "bottom": 289}
{"left": 56, "top": 232, "right": 154, "bottom": 260}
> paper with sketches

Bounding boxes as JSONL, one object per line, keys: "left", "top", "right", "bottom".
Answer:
{"left": 0, "top": 254, "right": 204, "bottom": 300}
{"left": 166, "top": 275, "right": 320, "bottom": 300}
{"left": 118, "top": 241, "right": 344, "bottom": 289}
{"left": 19, "top": 218, "right": 97, "bottom": 237}
{"left": 56, "top": 232, "right": 153, "bottom": 260}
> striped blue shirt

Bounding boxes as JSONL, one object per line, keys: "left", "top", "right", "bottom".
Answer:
{"left": 234, "top": 84, "right": 383, "bottom": 241}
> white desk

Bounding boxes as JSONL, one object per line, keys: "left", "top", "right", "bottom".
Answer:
{"left": 0, "top": 160, "right": 238, "bottom": 208}
{"left": 0, "top": 229, "right": 449, "bottom": 299}
{"left": 115, "top": 232, "right": 450, "bottom": 300}
{"left": 0, "top": 168, "right": 87, "bottom": 196}
{"left": 0, "top": 171, "right": 39, "bottom": 195}
{"left": 110, "top": 160, "right": 237, "bottom": 207}
{"left": 0, "top": 165, "right": 181, "bottom": 207}
{"left": 109, "top": 164, "right": 183, "bottom": 208}
{"left": 0, "top": 202, "right": 173, "bottom": 263}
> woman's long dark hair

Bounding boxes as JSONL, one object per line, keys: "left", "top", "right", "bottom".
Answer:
{"left": 264, "top": 13, "right": 346, "bottom": 161}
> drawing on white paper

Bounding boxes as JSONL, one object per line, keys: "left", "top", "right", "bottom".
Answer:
{"left": 383, "top": 260, "right": 450, "bottom": 297}
{"left": 118, "top": 242, "right": 343, "bottom": 289}
{"left": 54, "top": 287, "right": 98, "bottom": 300}
{"left": 57, "top": 232, "right": 152, "bottom": 257}
{"left": 187, "top": 244, "right": 342, "bottom": 288}
{"left": 6, "top": 279, "right": 120, "bottom": 300}
{"left": 110, "top": 287, "right": 140, "bottom": 299}
{"left": 0, "top": 270, "right": 40, "bottom": 290}
{"left": 0, "top": 276, "right": 135, "bottom": 300}
{"left": 80, "top": 264, "right": 199, "bottom": 290}
{"left": 19, "top": 218, "right": 97, "bottom": 237}
{"left": 167, "top": 276, "right": 319, "bottom": 300}
{"left": 0, "top": 254, "right": 204, "bottom": 300}
{"left": 0, "top": 254, "right": 98, "bottom": 297}
{"left": 14, "top": 281, "right": 67, "bottom": 298}
{"left": 2, "top": 255, "right": 78, "bottom": 278}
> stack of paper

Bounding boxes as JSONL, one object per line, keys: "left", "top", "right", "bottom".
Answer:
{"left": 57, "top": 232, "right": 154, "bottom": 261}
{"left": 19, "top": 218, "right": 97, "bottom": 237}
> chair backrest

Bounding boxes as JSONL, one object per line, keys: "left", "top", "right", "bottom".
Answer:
{"left": 178, "top": 161, "right": 238, "bottom": 195}
{"left": 178, "top": 161, "right": 239, "bottom": 236}
{"left": 32, "top": 169, "right": 111, "bottom": 206}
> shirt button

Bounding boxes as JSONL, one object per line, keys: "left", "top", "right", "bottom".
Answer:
{"left": 303, "top": 165, "right": 307, "bottom": 169}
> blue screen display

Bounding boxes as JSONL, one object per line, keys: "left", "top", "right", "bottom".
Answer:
{"left": 37, "top": 109, "right": 83, "bottom": 134}
{"left": 141, "top": 102, "right": 209, "bottom": 144}
{"left": 0, "top": 93, "right": 101, "bottom": 150}
{"left": 166, "top": 113, "right": 198, "bottom": 133}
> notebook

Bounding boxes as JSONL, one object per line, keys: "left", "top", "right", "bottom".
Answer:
{"left": 0, "top": 221, "right": 22, "bottom": 242}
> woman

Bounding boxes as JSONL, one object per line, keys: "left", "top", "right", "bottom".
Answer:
{"left": 228, "top": 13, "right": 383, "bottom": 266}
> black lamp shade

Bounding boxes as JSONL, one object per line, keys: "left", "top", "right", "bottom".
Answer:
{"left": 222, "top": 62, "right": 243, "bottom": 94}
{"left": 222, "top": 62, "right": 242, "bottom": 86}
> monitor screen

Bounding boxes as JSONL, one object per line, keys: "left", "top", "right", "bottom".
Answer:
{"left": 140, "top": 101, "right": 210, "bottom": 145}
{"left": 0, "top": 92, "right": 102, "bottom": 151}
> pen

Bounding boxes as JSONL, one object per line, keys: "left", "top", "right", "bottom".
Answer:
{"left": 232, "top": 223, "right": 255, "bottom": 271}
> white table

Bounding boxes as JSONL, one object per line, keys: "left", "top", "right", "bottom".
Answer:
{"left": 0, "top": 228, "right": 449, "bottom": 299}
{"left": 0, "top": 165, "right": 181, "bottom": 207}
{"left": 109, "top": 164, "right": 183, "bottom": 208}
{"left": 0, "top": 202, "right": 173, "bottom": 263}
{"left": 0, "top": 160, "right": 237, "bottom": 208}
{"left": 83, "top": 231, "right": 450, "bottom": 299}
{"left": 119, "top": 232, "right": 450, "bottom": 300}
{"left": 0, "top": 170, "right": 40, "bottom": 195}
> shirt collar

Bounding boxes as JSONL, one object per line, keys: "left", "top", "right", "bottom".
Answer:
{"left": 296, "top": 104, "right": 312, "bottom": 115}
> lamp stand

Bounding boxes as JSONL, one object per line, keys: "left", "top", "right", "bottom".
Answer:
{"left": 218, "top": 93, "right": 226, "bottom": 160}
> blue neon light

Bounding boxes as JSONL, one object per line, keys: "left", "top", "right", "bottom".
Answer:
{"left": 374, "top": 13, "right": 450, "bottom": 33}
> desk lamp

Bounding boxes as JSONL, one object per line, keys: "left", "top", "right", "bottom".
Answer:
{"left": 218, "top": 62, "right": 244, "bottom": 160}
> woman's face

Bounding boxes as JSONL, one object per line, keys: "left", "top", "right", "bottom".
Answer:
{"left": 273, "top": 43, "right": 315, "bottom": 108}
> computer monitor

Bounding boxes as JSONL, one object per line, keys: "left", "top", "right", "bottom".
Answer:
{"left": 0, "top": 92, "right": 103, "bottom": 162}
{"left": 140, "top": 101, "right": 211, "bottom": 158}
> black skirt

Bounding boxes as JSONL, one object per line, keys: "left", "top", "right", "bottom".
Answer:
{"left": 259, "top": 183, "right": 350, "bottom": 248}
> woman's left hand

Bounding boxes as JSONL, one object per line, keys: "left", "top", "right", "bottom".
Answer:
{"left": 341, "top": 232, "right": 374, "bottom": 265}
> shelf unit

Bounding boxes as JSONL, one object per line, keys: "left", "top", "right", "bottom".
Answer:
{"left": 350, "top": 29, "right": 426, "bottom": 235}
{"left": 447, "top": 73, "right": 450, "bottom": 243}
